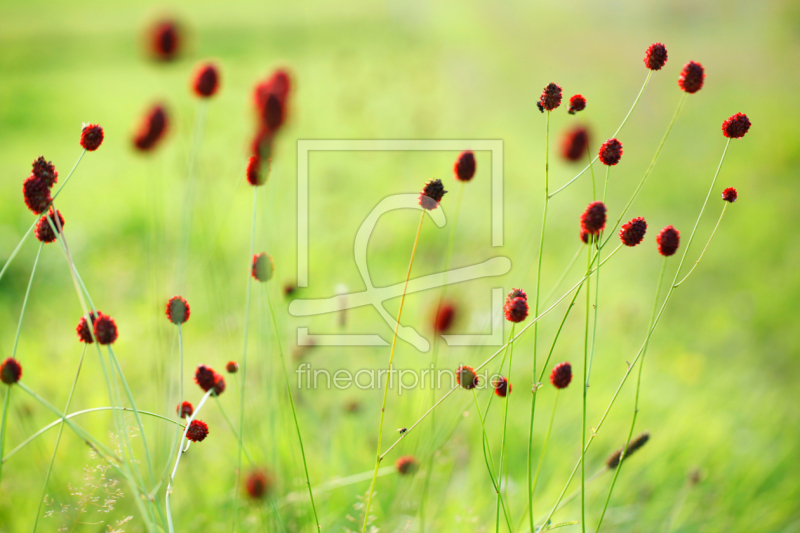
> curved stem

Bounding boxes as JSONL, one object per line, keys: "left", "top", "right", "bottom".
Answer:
{"left": 674, "top": 203, "right": 727, "bottom": 288}
{"left": 0, "top": 387, "right": 10, "bottom": 484}
{"left": 496, "top": 323, "right": 516, "bottom": 532}
{"left": 11, "top": 243, "right": 43, "bottom": 361}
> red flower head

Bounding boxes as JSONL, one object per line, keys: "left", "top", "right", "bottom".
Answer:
{"left": 456, "top": 365, "right": 479, "bottom": 390}
{"left": 656, "top": 225, "right": 680, "bottom": 257}
{"left": 644, "top": 43, "right": 668, "bottom": 70}
{"left": 434, "top": 303, "right": 456, "bottom": 333}
{"left": 581, "top": 201, "right": 607, "bottom": 236}
{"left": 93, "top": 312, "right": 118, "bottom": 345}
{"left": 34, "top": 208, "right": 65, "bottom": 244}
{"left": 678, "top": 61, "right": 705, "bottom": 94}
{"left": 561, "top": 127, "right": 590, "bottom": 162}
{"left": 508, "top": 288, "right": 528, "bottom": 301}
{"left": 186, "top": 419, "right": 209, "bottom": 442}
{"left": 150, "top": 20, "right": 180, "bottom": 61}
{"left": 261, "top": 93, "right": 285, "bottom": 132}
{"left": 166, "top": 296, "right": 190, "bottom": 325}
{"left": 246, "top": 155, "right": 269, "bottom": 186}
{"left": 540, "top": 83, "right": 563, "bottom": 111}
{"left": 245, "top": 469, "right": 272, "bottom": 499}
{"left": 32, "top": 156, "right": 58, "bottom": 187}
{"left": 133, "top": 104, "right": 168, "bottom": 151}
{"left": 504, "top": 295, "right": 529, "bottom": 323}
{"left": 568, "top": 94, "right": 586, "bottom": 115}
{"left": 722, "top": 113, "right": 751, "bottom": 139}
{"left": 1, "top": 357, "right": 22, "bottom": 385}
{"left": 493, "top": 376, "right": 512, "bottom": 397}
{"left": 80, "top": 124, "right": 104, "bottom": 151}
{"left": 177, "top": 401, "right": 193, "bottom": 419}
{"left": 195, "top": 365, "right": 226, "bottom": 395}
{"left": 395, "top": 455, "right": 418, "bottom": 475}
{"left": 192, "top": 63, "right": 220, "bottom": 98}
{"left": 619, "top": 217, "right": 647, "bottom": 247}
{"left": 76, "top": 312, "right": 98, "bottom": 343}
{"left": 550, "top": 362, "right": 572, "bottom": 389}
{"left": 722, "top": 187, "right": 738, "bottom": 203}
{"left": 23, "top": 175, "right": 52, "bottom": 215}
{"left": 580, "top": 229, "right": 594, "bottom": 244}
{"left": 598, "top": 138, "right": 623, "bottom": 166}
{"left": 419, "top": 179, "right": 447, "bottom": 210}
{"left": 254, "top": 69, "right": 292, "bottom": 111}
{"left": 454, "top": 151, "right": 476, "bottom": 182}
{"left": 226, "top": 361, "right": 239, "bottom": 374}
{"left": 252, "top": 252, "right": 274, "bottom": 282}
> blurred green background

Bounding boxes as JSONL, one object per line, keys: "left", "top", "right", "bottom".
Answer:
{"left": 1, "top": 0, "right": 799, "bottom": 531}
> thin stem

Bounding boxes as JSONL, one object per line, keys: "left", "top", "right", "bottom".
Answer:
{"left": 542, "top": 245, "right": 582, "bottom": 305}
{"left": 532, "top": 390, "right": 559, "bottom": 500}
{"left": 362, "top": 210, "right": 426, "bottom": 532}
{"left": 0, "top": 387, "right": 10, "bottom": 483}
{"left": 674, "top": 203, "right": 727, "bottom": 288}
{"left": 587, "top": 167, "right": 609, "bottom": 385}
{"left": 213, "top": 396, "right": 255, "bottom": 467}
{"left": 496, "top": 323, "right": 516, "bottom": 532}
{"left": 11, "top": 243, "right": 43, "bottom": 361}
{"left": 581, "top": 242, "right": 592, "bottom": 533}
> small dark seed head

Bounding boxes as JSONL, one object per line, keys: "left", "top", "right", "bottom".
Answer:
{"left": 561, "top": 127, "right": 590, "bottom": 162}
{"left": 76, "top": 312, "right": 98, "bottom": 343}
{"left": 456, "top": 365, "right": 479, "bottom": 390}
{"left": 504, "top": 295, "right": 529, "bottom": 323}
{"left": 34, "top": 208, "right": 64, "bottom": 244}
{"left": 93, "top": 313, "right": 118, "bottom": 345}
{"left": 434, "top": 303, "right": 456, "bottom": 333}
{"left": 246, "top": 469, "right": 272, "bottom": 499}
{"left": 550, "top": 362, "right": 572, "bottom": 389}
{"left": 581, "top": 201, "right": 607, "bottom": 236}
{"left": 419, "top": 179, "right": 447, "bottom": 210}
{"left": 80, "top": 124, "right": 104, "bottom": 151}
{"left": 568, "top": 94, "right": 586, "bottom": 115}
{"left": 493, "top": 376, "right": 512, "bottom": 397}
{"left": 644, "top": 43, "right": 668, "bottom": 70}
{"left": 226, "top": 361, "right": 239, "bottom": 374}
{"left": 619, "top": 217, "right": 647, "bottom": 247}
{"left": 540, "top": 83, "right": 563, "bottom": 111}
{"left": 133, "top": 105, "right": 168, "bottom": 152}
{"left": 166, "top": 296, "right": 190, "bottom": 325}
{"left": 150, "top": 20, "right": 180, "bottom": 61}
{"left": 177, "top": 401, "right": 193, "bottom": 419}
{"left": 1, "top": 357, "right": 22, "bottom": 385}
{"left": 195, "top": 365, "right": 226, "bottom": 395}
{"left": 252, "top": 252, "right": 274, "bottom": 282}
{"left": 722, "top": 113, "right": 751, "bottom": 139}
{"left": 186, "top": 420, "right": 209, "bottom": 442}
{"left": 23, "top": 175, "right": 52, "bottom": 215}
{"left": 722, "top": 187, "right": 738, "bottom": 203}
{"left": 657, "top": 225, "right": 680, "bottom": 257}
{"left": 678, "top": 61, "right": 705, "bottom": 94}
{"left": 606, "top": 431, "right": 650, "bottom": 468}
{"left": 454, "top": 151, "right": 476, "bottom": 182}
{"left": 396, "top": 455, "right": 418, "bottom": 475}
{"left": 247, "top": 155, "right": 269, "bottom": 186}
{"left": 598, "top": 138, "right": 623, "bottom": 166}
{"left": 192, "top": 63, "right": 220, "bottom": 98}
{"left": 32, "top": 157, "right": 58, "bottom": 187}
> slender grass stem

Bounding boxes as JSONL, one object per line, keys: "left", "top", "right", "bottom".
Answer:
{"left": 674, "top": 203, "right": 727, "bottom": 288}
{"left": 11, "top": 243, "right": 43, "bottom": 361}
{"left": 581, "top": 242, "right": 592, "bottom": 533}
{"left": 0, "top": 387, "right": 10, "bottom": 484}
{"left": 496, "top": 323, "right": 516, "bottom": 532}
{"left": 213, "top": 396, "right": 255, "bottom": 467}
{"left": 586, "top": 167, "right": 608, "bottom": 392}
{"left": 543, "top": 245, "right": 582, "bottom": 305}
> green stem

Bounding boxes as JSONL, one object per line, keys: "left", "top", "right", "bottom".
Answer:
{"left": 587, "top": 167, "right": 609, "bottom": 386}
{"left": 496, "top": 323, "right": 516, "bottom": 532}
{"left": 531, "top": 390, "right": 558, "bottom": 509}
{"left": 0, "top": 387, "right": 10, "bottom": 484}
{"left": 581, "top": 241, "right": 592, "bottom": 533}
{"left": 213, "top": 396, "right": 255, "bottom": 467}
{"left": 674, "top": 203, "right": 727, "bottom": 288}
{"left": 11, "top": 243, "right": 43, "bottom": 360}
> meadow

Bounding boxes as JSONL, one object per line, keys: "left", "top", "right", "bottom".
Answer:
{"left": 1, "top": 0, "right": 799, "bottom": 532}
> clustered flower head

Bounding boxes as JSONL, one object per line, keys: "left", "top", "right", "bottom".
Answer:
{"left": 195, "top": 364, "right": 226, "bottom": 395}
{"left": 581, "top": 201, "right": 607, "bottom": 236}
{"left": 493, "top": 376, "right": 512, "bottom": 397}
{"left": 34, "top": 208, "right": 65, "bottom": 244}
{"left": 395, "top": 455, "right": 418, "bottom": 475}
{"left": 540, "top": 82, "right": 563, "bottom": 111}
{"left": 598, "top": 138, "right": 623, "bottom": 166}
{"left": 93, "top": 312, "right": 119, "bottom": 345}
{"left": 722, "top": 187, "right": 738, "bottom": 203}
{"left": 454, "top": 151, "right": 476, "bottom": 182}
{"left": 550, "top": 362, "right": 572, "bottom": 389}
{"left": 644, "top": 43, "right": 668, "bottom": 70}
{"left": 251, "top": 69, "right": 292, "bottom": 157}
{"left": 177, "top": 401, "right": 193, "bottom": 419}
{"left": 192, "top": 62, "right": 220, "bottom": 98}
{"left": 186, "top": 420, "right": 209, "bottom": 442}
{"left": 80, "top": 124, "right": 104, "bottom": 151}
{"left": 76, "top": 312, "right": 98, "bottom": 343}
{"left": 656, "top": 225, "right": 680, "bottom": 257}
{"left": 226, "top": 361, "right": 239, "bottom": 374}
{"left": 166, "top": 296, "right": 190, "bottom": 325}
{"left": 32, "top": 156, "right": 58, "bottom": 187}
{"left": 504, "top": 287, "right": 529, "bottom": 323}
{"left": 561, "top": 127, "right": 590, "bottom": 162}
{"left": 149, "top": 20, "right": 180, "bottom": 61}
{"left": 606, "top": 431, "right": 650, "bottom": 468}
{"left": 580, "top": 229, "right": 594, "bottom": 245}
{"left": 23, "top": 174, "right": 53, "bottom": 215}
{"left": 251, "top": 252, "right": 274, "bottom": 282}
{"left": 456, "top": 365, "right": 479, "bottom": 390}
{"left": 722, "top": 113, "right": 751, "bottom": 139}
{"left": 568, "top": 94, "right": 586, "bottom": 115}
{"left": 245, "top": 469, "right": 272, "bottom": 499}
{"left": 133, "top": 104, "right": 168, "bottom": 151}
{"left": 419, "top": 179, "right": 447, "bottom": 210}
{"left": 619, "top": 217, "right": 647, "bottom": 247}
{"left": 246, "top": 155, "right": 269, "bottom": 186}
{"left": 678, "top": 61, "right": 705, "bottom": 94}
{"left": 434, "top": 303, "right": 456, "bottom": 333}
{"left": 1, "top": 357, "right": 22, "bottom": 385}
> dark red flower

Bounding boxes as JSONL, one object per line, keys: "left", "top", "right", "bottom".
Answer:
{"left": 34, "top": 208, "right": 64, "bottom": 244}
{"left": 656, "top": 225, "right": 680, "bottom": 257}
{"left": 493, "top": 376, "right": 512, "bottom": 397}
{"left": 93, "top": 313, "right": 118, "bottom": 345}
{"left": 619, "top": 217, "right": 647, "bottom": 247}
{"left": 195, "top": 365, "right": 226, "bottom": 395}
{"left": 456, "top": 365, "right": 479, "bottom": 390}
{"left": 245, "top": 469, "right": 272, "bottom": 499}
{"left": 177, "top": 401, "right": 193, "bottom": 419}
{"left": 561, "top": 127, "right": 590, "bottom": 162}
{"left": 722, "top": 187, "right": 737, "bottom": 203}
{"left": 395, "top": 455, "right": 418, "bottom": 475}
{"left": 454, "top": 151, "right": 476, "bottom": 182}
{"left": 261, "top": 93, "right": 285, "bottom": 132}
{"left": 226, "top": 361, "right": 239, "bottom": 374}
{"left": 678, "top": 61, "right": 705, "bottom": 94}
{"left": 166, "top": 295, "right": 190, "bottom": 325}
{"left": 598, "top": 138, "right": 623, "bottom": 166}
{"left": 644, "top": 43, "right": 668, "bottom": 70}
{"left": 23, "top": 175, "right": 52, "bottom": 215}
{"left": 80, "top": 124, "right": 104, "bottom": 151}
{"left": 550, "top": 362, "right": 572, "bottom": 389}
{"left": 150, "top": 20, "right": 180, "bottom": 61}
{"left": 540, "top": 83, "right": 563, "bottom": 111}
{"left": 186, "top": 420, "right": 209, "bottom": 442}
{"left": 32, "top": 156, "right": 58, "bottom": 187}
{"left": 0, "top": 357, "right": 22, "bottom": 385}
{"left": 504, "top": 296, "right": 528, "bottom": 323}
{"left": 246, "top": 155, "right": 269, "bottom": 186}
{"left": 580, "top": 229, "right": 594, "bottom": 244}
{"left": 722, "top": 113, "right": 751, "bottom": 139}
{"left": 568, "top": 94, "right": 586, "bottom": 115}
{"left": 252, "top": 252, "right": 274, "bottom": 282}
{"left": 192, "top": 63, "right": 220, "bottom": 98}
{"left": 507, "top": 288, "right": 528, "bottom": 301}
{"left": 133, "top": 105, "right": 168, "bottom": 151}
{"left": 434, "top": 303, "right": 456, "bottom": 333}
{"left": 254, "top": 69, "right": 292, "bottom": 111}
{"left": 581, "top": 201, "right": 607, "bottom": 236}
{"left": 419, "top": 179, "right": 447, "bottom": 210}
{"left": 76, "top": 312, "right": 98, "bottom": 343}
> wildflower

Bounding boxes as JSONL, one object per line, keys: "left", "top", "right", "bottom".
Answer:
{"left": 434, "top": 303, "right": 456, "bottom": 333}
{"left": 419, "top": 179, "right": 447, "bottom": 210}
{"left": 166, "top": 296, "right": 190, "bottom": 325}
{"left": 493, "top": 376, "right": 512, "bottom": 397}
{"left": 34, "top": 208, "right": 65, "bottom": 244}
{"left": 619, "top": 217, "right": 647, "bottom": 247}
{"left": 580, "top": 229, "right": 593, "bottom": 244}
{"left": 177, "top": 401, "right": 193, "bottom": 419}
{"left": 245, "top": 470, "right": 272, "bottom": 499}
{"left": 644, "top": 43, "right": 668, "bottom": 70}
{"left": 0, "top": 357, "right": 22, "bottom": 385}
{"left": 252, "top": 252, "right": 274, "bottom": 282}
{"left": 254, "top": 69, "right": 292, "bottom": 111}
{"left": 722, "top": 187, "right": 738, "bottom": 203}
{"left": 246, "top": 155, "right": 269, "bottom": 186}
{"left": 133, "top": 105, "right": 168, "bottom": 151}
{"left": 454, "top": 151, "right": 476, "bottom": 182}
{"left": 32, "top": 156, "right": 58, "bottom": 187}
{"left": 23, "top": 175, "right": 52, "bottom": 214}
{"left": 93, "top": 313, "right": 118, "bottom": 345}
{"left": 395, "top": 456, "right": 418, "bottom": 475}
{"left": 722, "top": 113, "right": 751, "bottom": 139}
{"left": 540, "top": 83, "right": 562, "bottom": 111}
{"left": 568, "top": 94, "right": 586, "bottom": 115}
{"left": 656, "top": 225, "right": 680, "bottom": 257}
{"left": 76, "top": 312, "right": 98, "bottom": 343}
{"left": 678, "top": 61, "right": 705, "bottom": 94}
{"left": 186, "top": 420, "right": 209, "bottom": 442}
{"left": 550, "top": 362, "right": 572, "bottom": 389}
{"left": 581, "top": 201, "right": 607, "bottom": 235}
{"left": 561, "top": 127, "right": 590, "bottom": 162}
{"left": 504, "top": 296, "right": 528, "bottom": 323}
{"left": 598, "top": 138, "right": 623, "bottom": 166}
{"left": 80, "top": 124, "right": 104, "bottom": 151}
{"left": 192, "top": 63, "right": 220, "bottom": 98}
{"left": 606, "top": 431, "right": 650, "bottom": 468}
{"left": 150, "top": 20, "right": 180, "bottom": 61}
{"left": 195, "top": 365, "right": 226, "bottom": 395}
{"left": 456, "top": 365, "right": 479, "bottom": 390}
{"left": 261, "top": 93, "right": 285, "bottom": 132}
{"left": 226, "top": 361, "right": 239, "bottom": 374}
